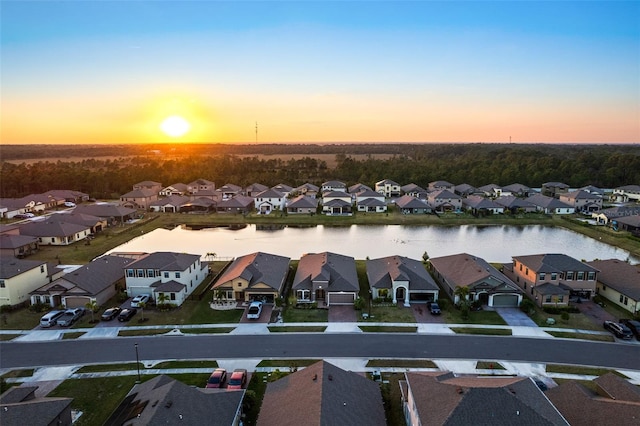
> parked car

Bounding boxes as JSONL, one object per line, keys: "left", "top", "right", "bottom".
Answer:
{"left": 118, "top": 308, "right": 137, "bottom": 322}
{"left": 40, "top": 310, "right": 65, "bottom": 328}
{"left": 227, "top": 369, "right": 247, "bottom": 390}
{"left": 603, "top": 320, "right": 633, "bottom": 339}
{"left": 246, "top": 301, "right": 263, "bottom": 320}
{"left": 64, "top": 201, "right": 76, "bottom": 207}
{"left": 620, "top": 319, "right": 640, "bottom": 341}
{"left": 131, "top": 294, "right": 150, "bottom": 308}
{"left": 56, "top": 308, "right": 84, "bottom": 327}
{"left": 14, "top": 213, "right": 35, "bottom": 219}
{"left": 101, "top": 307, "right": 122, "bottom": 321}
{"left": 205, "top": 368, "right": 227, "bottom": 388}
{"left": 429, "top": 302, "right": 441, "bottom": 315}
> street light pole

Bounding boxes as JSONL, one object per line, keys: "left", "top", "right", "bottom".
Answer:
{"left": 368, "top": 289, "right": 372, "bottom": 318}
{"left": 135, "top": 343, "right": 141, "bottom": 383}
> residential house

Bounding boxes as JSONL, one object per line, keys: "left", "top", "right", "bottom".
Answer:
{"left": 257, "top": 360, "right": 385, "bottom": 426}
{"left": 454, "top": 183, "right": 479, "bottom": 197}
{"left": 428, "top": 180, "right": 455, "bottom": 191}
{"left": 0, "top": 195, "right": 52, "bottom": 216}
{"left": 348, "top": 182, "right": 372, "bottom": 195}
{"left": 0, "top": 256, "right": 50, "bottom": 307}
{"left": 254, "top": 189, "right": 285, "bottom": 214}
{"left": 217, "top": 183, "right": 243, "bottom": 200}
{"left": 321, "top": 180, "right": 347, "bottom": 193}
{"left": 579, "top": 185, "right": 605, "bottom": 197}
{"left": 462, "top": 195, "right": 504, "bottom": 215}
{"left": 293, "top": 182, "right": 319, "bottom": 198}
{"left": 119, "top": 188, "right": 158, "bottom": 210}
{"left": 19, "top": 219, "right": 91, "bottom": 246}
{"left": 592, "top": 206, "right": 640, "bottom": 225}
{"left": 271, "top": 183, "right": 293, "bottom": 197}
{"left": 611, "top": 184, "right": 640, "bottom": 203}
{"left": 542, "top": 182, "right": 570, "bottom": 198}
{"left": 187, "top": 178, "right": 215, "bottom": 194}
{"left": 132, "top": 180, "right": 162, "bottom": 193}
{"left": 400, "top": 372, "right": 569, "bottom": 426}
{"left": 356, "top": 189, "right": 387, "bottom": 212}
{"left": 494, "top": 195, "right": 537, "bottom": 214}
{"left": 124, "top": 252, "right": 209, "bottom": 306}
{"left": 321, "top": 191, "right": 352, "bottom": 215}
{"left": 525, "top": 194, "right": 575, "bottom": 215}
{"left": 180, "top": 197, "right": 216, "bottom": 213}
{"left": 104, "top": 375, "right": 244, "bottom": 426}
{"left": 149, "top": 195, "right": 190, "bottom": 213}
{"left": 292, "top": 252, "right": 359, "bottom": 306}
{"left": 509, "top": 254, "right": 599, "bottom": 306}
{"left": 395, "top": 195, "right": 431, "bottom": 214}
{"left": 286, "top": 195, "right": 318, "bottom": 214}
{"left": 212, "top": 252, "right": 290, "bottom": 303}
{"left": 615, "top": 215, "right": 640, "bottom": 235}
{"left": 159, "top": 183, "right": 189, "bottom": 196}
{"left": 430, "top": 253, "right": 523, "bottom": 307}
{"left": 189, "top": 188, "right": 219, "bottom": 202}
{"left": 501, "top": 183, "right": 532, "bottom": 197}
{"left": 244, "top": 183, "right": 268, "bottom": 197}
{"left": 0, "top": 385, "right": 73, "bottom": 426}
{"left": 0, "top": 234, "right": 39, "bottom": 258}
{"left": 30, "top": 255, "right": 134, "bottom": 308}
{"left": 559, "top": 190, "right": 603, "bottom": 213}
{"left": 47, "top": 212, "right": 107, "bottom": 234}
{"left": 375, "top": 179, "right": 401, "bottom": 198}
{"left": 427, "top": 189, "right": 463, "bottom": 213}
{"left": 72, "top": 203, "right": 138, "bottom": 224}
{"left": 587, "top": 259, "right": 640, "bottom": 316}
{"left": 216, "top": 195, "right": 254, "bottom": 214}
{"left": 401, "top": 183, "right": 429, "bottom": 199}
{"left": 477, "top": 183, "right": 501, "bottom": 197}
{"left": 366, "top": 255, "right": 439, "bottom": 306}
{"left": 43, "top": 189, "right": 90, "bottom": 204}
{"left": 547, "top": 373, "right": 640, "bottom": 426}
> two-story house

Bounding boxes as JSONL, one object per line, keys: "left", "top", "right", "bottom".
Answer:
{"left": 559, "top": 190, "right": 603, "bottom": 213}
{"left": 427, "top": 189, "right": 463, "bottom": 212}
{"left": 120, "top": 188, "right": 158, "bottom": 210}
{"left": 187, "top": 179, "right": 215, "bottom": 194}
{"left": 612, "top": 185, "right": 640, "bottom": 203}
{"left": 356, "top": 189, "right": 387, "bottom": 213}
{"left": 0, "top": 257, "right": 51, "bottom": 307}
{"left": 375, "top": 179, "right": 402, "bottom": 198}
{"left": 254, "top": 189, "right": 285, "bottom": 214}
{"left": 159, "top": 183, "right": 189, "bottom": 197}
{"left": 321, "top": 180, "right": 347, "bottom": 193}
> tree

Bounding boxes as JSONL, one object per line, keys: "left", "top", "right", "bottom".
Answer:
{"left": 157, "top": 293, "right": 168, "bottom": 310}
{"left": 215, "top": 288, "right": 226, "bottom": 302}
{"left": 422, "top": 251, "right": 430, "bottom": 263}
{"left": 206, "top": 252, "right": 217, "bottom": 262}
{"left": 454, "top": 286, "right": 471, "bottom": 307}
{"left": 85, "top": 300, "right": 99, "bottom": 323}
{"left": 138, "top": 301, "right": 146, "bottom": 321}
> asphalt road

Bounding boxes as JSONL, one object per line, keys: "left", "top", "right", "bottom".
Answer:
{"left": 1, "top": 334, "right": 639, "bottom": 370}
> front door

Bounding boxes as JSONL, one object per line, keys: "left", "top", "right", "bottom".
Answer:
{"left": 315, "top": 289, "right": 325, "bottom": 300}
{"left": 396, "top": 287, "right": 405, "bottom": 302}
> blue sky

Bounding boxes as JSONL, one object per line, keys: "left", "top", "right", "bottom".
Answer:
{"left": 2, "top": 1, "right": 639, "bottom": 144}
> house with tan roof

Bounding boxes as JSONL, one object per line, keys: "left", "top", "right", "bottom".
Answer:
{"left": 401, "top": 372, "right": 569, "bottom": 426}
{"left": 366, "top": 255, "right": 439, "bottom": 306}
{"left": 212, "top": 252, "right": 290, "bottom": 303}
{"left": 587, "top": 259, "right": 640, "bottom": 316}
{"left": 292, "top": 252, "right": 359, "bottom": 306}
{"left": 430, "top": 253, "right": 522, "bottom": 307}
{"left": 257, "top": 360, "right": 385, "bottom": 426}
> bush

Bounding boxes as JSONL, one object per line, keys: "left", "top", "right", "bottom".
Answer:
{"left": 353, "top": 297, "right": 365, "bottom": 311}
{"left": 520, "top": 299, "right": 535, "bottom": 315}
{"left": 543, "top": 306, "right": 580, "bottom": 315}
{"left": 561, "top": 312, "right": 570, "bottom": 321}
{"left": 28, "top": 303, "right": 50, "bottom": 313}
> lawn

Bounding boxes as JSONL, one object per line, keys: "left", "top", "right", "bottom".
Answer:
{"left": 76, "top": 363, "right": 143, "bottom": 374}
{"left": 1, "top": 369, "right": 34, "bottom": 379}
{"left": 545, "top": 331, "right": 614, "bottom": 342}
{"left": 443, "top": 309, "right": 507, "bottom": 325}
{"left": 366, "top": 359, "right": 437, "bottom": 368}
{"left": 282, "top": 307, "right": 328, "bottom": 322}
{"left": 152, "top": 360, "right": 218, "bottom": 369}
{"left": 530, "top": 307, "right": 602, "bottom": 331}
{"left": 380, "top": 373, "right": 406, "bottom": 426}
{"left": 359, "top": 325, "right": 417, "bottom": 333}
{"left": 369, "top": 305, "right": 416, "bottom": 323}
{"left": 267, "top": 326, "right": 327, "bottom": 332}
{"left": 450, "top": 327, "right": 512, "bottom": 336}
{"left": 0, "top": 307, "right": 43, "bottom": 330}
{"left": 0, "top": 334, "right": 20, "bottom": 341}
{"left": 546, "top": 364, "right": 628, "bottom": 378}
{"left": 256, "top": 359, "right": 321, "bottom": 368}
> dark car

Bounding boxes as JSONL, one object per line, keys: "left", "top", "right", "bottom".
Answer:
{"left": 118, "top": 308, "right": 137, "bottom": 322}
{"left": 206, "top": 368, "right": 227, "bottom": 388}
{"left": 429, "top": 302, "right": 441, "bottom": 315}
{"left": 620, "top": 319, "right": 640, "bottom": 341}
{"left": 101, "top": 307, "right": 122, "bottom": 321}
{"left": 227, "top": 369, "right": 247, "bottom": 390}
{"left": 603, "top": 320, "right": 633, "bottom": 339}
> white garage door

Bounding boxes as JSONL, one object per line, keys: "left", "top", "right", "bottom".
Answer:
{"left": 327, "top": 293, "right": 355, "bottom": 305}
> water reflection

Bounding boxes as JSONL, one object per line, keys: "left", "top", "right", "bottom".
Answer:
{"left": 107, "top": 224, "right": 639, "bottom": 264}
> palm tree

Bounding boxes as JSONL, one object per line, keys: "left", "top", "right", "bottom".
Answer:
{"left": 215, "top": 288, "right": 226, "bottom": 303}
{"left": 454, "top": 286, "right": 471, "bottom": 307}
{"left": 138, "top": 301, "right": 146, "bottom": 321}
{"left": 85, "top": 300, "right": 99, "bottom": 323}
{"left": 157, "top": 293, "right": 168, "bottom": 310}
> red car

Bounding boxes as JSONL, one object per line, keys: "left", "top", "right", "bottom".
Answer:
{"left": 227, "top": 369, "right": 247, "bottom": 390}
{"left": 206, "top": 368, "right": 227, "bottom": 388}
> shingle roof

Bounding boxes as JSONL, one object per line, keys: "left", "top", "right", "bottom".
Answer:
{"left": 53, "top": 255, "right": 134, "bottom": 295}
{"left": 18, "top": 220, "right": 89, "bottom": 238}
{"left": 213, "top": 252, "right": 290, "bottom": 293}
{"left": 0, "top": 257, "right": 46, "bottom": 279}
{"left": 367, "top": 256, "right": 439, "bottom": 291}
{"left": 462, "top": 195, "right": 502, "bottom": 209}
{"left": 536, "top": 282, "right": 570, "bottom": 295}
{"left": 0, "top": 234, "right": 38, "bottom": 249}
{"left": 323, "top": 199, "right": 351, "bottom": 208}
{"left": 73, "top": 203, "right": 137, "bottom": 218}
{"left": 257, "top": 361, "right": 386, "bottom": 426}
{"left": 616, "top": 215, "right": 640, "bottom": 227}
{"left": 217, "top": 195, "right": 254, "bottom": 208}
{"left": 150, "top": 195, "right": 190, "bottom": 207}
{"left": 598, "top": 206, "right": 640, "bottom": 218}
{"left": 395, "top": 195, "right": 429, "bottom": 209}
{"left": 376, "top": 178, "right": 400, "bottom": 186}
{"left": 245, "top": 183, "right": 268, "bottom": 193}
{"left": 587, "top": 259, "right": 640, "bottom": 300}
{"left": 513, "top": 254, "right": 598, "bottom": 274}
{"left": 47, "top": 212, "right": 104, "bottom": 228}
{"left": 121, "top": 188, "right": 157, "bottom": 198}
{"left": 525, "top": 194, "right": 573, "bottom": 209}
{"left": 255, "top": 189, "right": 284, "bottom": 199}
{"left": 348, "top": 183, "right": 372, "bottom": 193}
{"left": 561, "top": 189, "right": 602, "bottom": 200}
{"left": 287, "top": 195, "right": 318, "bottom": 209}
{"left": 272, "top": 183, "right": 293, "bottom": 193}
{"left": 430, "top": 253, "right": 520, "bottom": 292}
{"left": 151, "top": 280, "right": 186, "bottom": 292}
{"left": 429, "top": 189, "right": 461, "bottom": 199}
{"left": 356, "top": 188, "right": 384, "bottom": 199}
{"left": 293, "top": 252, "right": 359, "bottom": 292}
{"left": 502, "top": 183, "right": 531, "bottom": 193}
{"left": 357, "top": 198, "right": 386, "bottom": 207}
{"left": 127, "top": 252, "right": 199, "bottom": 271}
{"left": 495, "top": 195, "right": 536, "bottom": 209}
{"left": 401, "top": 183, "right": 428, "bottom": 193}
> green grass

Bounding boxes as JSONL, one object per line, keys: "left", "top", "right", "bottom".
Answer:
{"left": 244, "top": 372, "right": 269, "bottom": 426}
{"left": 380, "top": 373, "right": 406, "bottom": 426}
{"left": 531, "top": 309, "right": 602, "bottom": 331}
{"left": 546, "top": 364, "right": 628, "bottom": 378}
{"left": 359, "top": 326, "right": 418, "bottom": 333}
{"left": 117, "top": 328, "right": 172, "bottom": 336}
{"left": 0, "top": 334, "right": 20, "bottom": 341}
{"left": 369, "top": 305, "right": 416, "bottom": 323}
{"left": 444, "top": 310, "right": 508, "bottom": 325}
{"left": 545, "top": 331, "right": 614, "bottom": 342}
{"left": 282, "top": 307, "right": 328, "bottom": 322}
{"left": 0, "top": 308, "right": 42, "bottom": 330}
{"left": 450, "top": 327, "right": 512, "bottom": 335}
{"left": 76, "top": 363, "right": 143, "bottom": 374}
{"left": 257, "top": 359, "right": 321, "bottom": 368}
{"left": 366, "top": 359, "right": 437, "bottom": 368}
{"left": 151, "top": 360, "right": 218, "bottom": 369}
{"left": 476, "top": 361, "right": 506, "bottom": 370}
{"left": 267, "top": 326, "right": 327, "bottom": 332}
{"left": 1, "top": 369, "right": 34, "bottom": 379}
{"left": 180, "top": 327, "right": 235, "bottom": 334}
{"left": 62, "top": 332, "right": 85, "bottom": 339}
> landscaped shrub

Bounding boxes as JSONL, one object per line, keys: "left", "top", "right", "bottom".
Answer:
{"left": 561, "top": 312, "right": 570, "bottom": 321}
{"left": 520, "top": 299, "right": 535, "bottom": 315}
{"left": 353, "top": 297, "right": 365, "bottom": 311}
{"left": 28, "top": 303, "right": 50, "bottom": 313}
{"left": 542, "top": 306, "right": 580, "bottom": 314}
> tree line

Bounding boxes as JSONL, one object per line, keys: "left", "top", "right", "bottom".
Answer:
{"left": 1, "top": 144, "right": 638, "bottom": 199}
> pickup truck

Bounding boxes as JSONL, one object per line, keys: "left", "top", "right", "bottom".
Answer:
{"left": 56, "top": 308, "right": 84, "bottom": 327}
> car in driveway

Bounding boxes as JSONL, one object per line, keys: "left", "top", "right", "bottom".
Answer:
{"left": 64, "top": 201, "right": 76, "bottom": 207}
{"left": 603, "top": 320, "right": 633, "bottom": 339}
{"left": 14, "top": 213, "right": 35, "bottom": 219}
{"left": 118, "top": 308, "right": 137, "bottom": 322}
{"left": 205, "top": 368, "right": 227, "bottom": 388}
{"left": 429, "top": 302, "right": 441, "bottom": 315}
{"left": 131, "top": 294, "right": 150, "bottom": 308}
{"left": 227, "top": 369, "right": 247, "bottom": 390}
{"left": 246, "top": 301, "right": 263, "bottom": 320}
{"left": 620, "top": 319, "right": 640, "bottom": 341}
{"left": 101, "top": 307, "right": 122, "bottom": 321}
{"left": 56, "top": 308, "right": 84, "bottom": 327}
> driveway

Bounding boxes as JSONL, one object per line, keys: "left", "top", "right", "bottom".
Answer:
{"left": 328, "top": 306, "right": 357, "bottom": 322}
{"left": 578, "top": 299, "right": 617, "bottom": 326}
{"left": 494, "top": 308, "right": 538, "bottom": 327}
{"left": 411, "top": 304, "right": 445, "bottom": 323}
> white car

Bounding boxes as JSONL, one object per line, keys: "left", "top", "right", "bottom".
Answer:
{"left": 246, "top": 301, "right": 263, "bottom": 320}
{"left": 131, "top": 294, "right": 151, "bottom": 308}
{"left": 64, "top": 201, "right": 76, "bottom": 207}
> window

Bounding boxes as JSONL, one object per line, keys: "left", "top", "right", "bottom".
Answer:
{"left": 147, "top": 269, "right": 154, "bottom": 277}
{"left": 0, "top": 280, "right": 4, "bottom": 288}
{"left": 127, "top": 269, "right": 135, "bottom": 277}
{"left": 297, "top": 289, "right": 310, "bottom": 300}
{"left": 558, "top": 296, "right": 564, "bottom": 303}
{"left": 170, "top": 293, "right": 176, "bottom": 300}
{"left": 566, "top": 271, "right": 574, "bottom": 280}
{"left": 545, "top": 295, "right": 552, "bottom": 303}
{"left": 164, "top": 272, "right": 169, "bottom": 278}
{"left": 602, "top": 284, "right": 607, "bottom": 291}
{"left": 137, "top": 269, "right": 144, "bottom": 277}
{"left": 40, "top": 265, "right": 45, "bottom": 273}
{"left": 587, "top": 272, "right": 595, "bottom": 281}
{"left": 175, "top": 272, "right": 181, "bottom": 279}
{"left": 620, "top": 294, "right": 624, "bottom": 303}
{"left": 624, "top": 296, "right": 628, "bottom": 305}
{"left": 525, "top": 268, "right": 529, "bottom": 275}
{"left": 577, "top": 271, "right": 584, "bottom": 280}
{"left": 519, "top": 263, "right": 522, "bottom": 271}
{"left": 539, "top": 273, "right": 545, "bottom": 281}
{"left": 551, "top": 273, "right": 557, "bottom": 281}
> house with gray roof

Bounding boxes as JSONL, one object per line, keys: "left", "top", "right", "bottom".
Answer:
{"left": 0, "top": 234, "right": 39, "bottom": 258}
{"left": 149, "top": 195, "right": 190, "bottom": 213}
{"left": 428, "top": 180, "right": 455, "bottom": 191}
{"left": 509, "top": 254, "right": 599, "bottom": 306}
{"left": 257, "top": 360, "right": 385, "bottom": 426}
{"left": 133, "top": 181, "right": 162, "bottom": 193}
{"left": 612, "top": 184, "right": 640, "bottom": 203}
{"left": 477, "top": 183, "right": 501, "bottom": 197}
{"left": 43, "top": 189, "right": 90, "bottom": 204}
{"left": 375, "top": 179, "right": 401, "bottom": 198}
{"left": 494, "top": 195, "right": 537, "bottom": 214}
{"left": 525, "top": 194, "right": 574, "bottom": 214}
{"left": 579, "top": 185, "right": 605, "bottom": 196}
{"left": 0, "top": 256, "right": 51, "bottom": 307}
{"left": 500, "top": 183, "right": 532, "bottom": 197}
{"left": 217, "top": 195, "right": 254, "bottom": 214}
{"left": 217, "top": 183, "right": 243, "bottom": 200}
{"left": 615, "top": 214, "right": 640, "bottom": 235}
{"left": 18, "top": 219, "right": 91, "bottom": 246}
{"left": 401, "top": 183, "right": 429, "bottom": 198}
{"left": 321, "top": 180, "right": 347, "bottom": 193}
{"left": 187, "top": 178, "right": 215, "bottom": 194}
{"left": 47, "top": 212, "right": 107, "bottom": 234}
{"left": 461, "top": 195, "right": 504, "bottom": 215}
{"left": 430, "top": 253, "right": 522, "bottom": 307}
{"left": 124, "top": 252, "right": 208, "bottom": 306}
{"left": 0, "top": 385, "right": 73, "bottom": 426}
{"left": 356, "top": 189, "right": 387, "bottom": 213}
{"left": 286, "top": 195, "right": 318, "bottom": 214}
{"left": 30, "top": 255, "right": 134, "bottom": 309}
{"left": 212, "top": 252, "right": 290, "bottom": 303}
{"left": 559, "top": 189, "right": 603, "bottom": 213}
{"left": 293, "top": 252, "right": 359, "bottom": 306}
{"left": 120, "top": 188, "right": 158, "bottom": 210}
{"left": 592, "top": 206, "right": 640, "bottom": 225}
{"left": 395, "top": 195, "right": 431, "bottom": 214}
{"left": 254, "top": 189, "right": 285, "bottom": 214}
{"left": 401, "top": 372, "right": 569, "bottom": 426}
{"left": 454, "top": 183, "right": 479, "bottom": 197}
{"left": 72, "top": 203, "right": 137, "bottom": 224}
{"left": 542, "top": 182, "right": 570, "bottom": 198}
{"left": 104, "top": 375, "right": 244, "bottom": 426}
{"left": 271, "top": 183, "right": 293, "bottom": 197}
{"left": 427, "top": 189, "right": 462, "bottom": 212}
{"left": 321, "top": 191, "right": 352, "bottom": 216}
{"left": 244, "top": 183, "right": 269, "bottom": 197}
{"left": 367, "top": 256, "right": 439, "bottom": 306}
{"left": 294, "top": 182, "right": 320, "bottom": 198}
{"left": 348, "top": 182, "right": 372, "bottom": 196}
{"left": 159, "top": 182, "right": 189, "bottom": 197}
{"left": 587, "top": 259, "right": 640, "bottom": 316}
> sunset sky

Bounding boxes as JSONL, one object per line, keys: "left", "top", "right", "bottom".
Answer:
{"left": 2, "top": 1, "right": 639, "bottom": 144}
